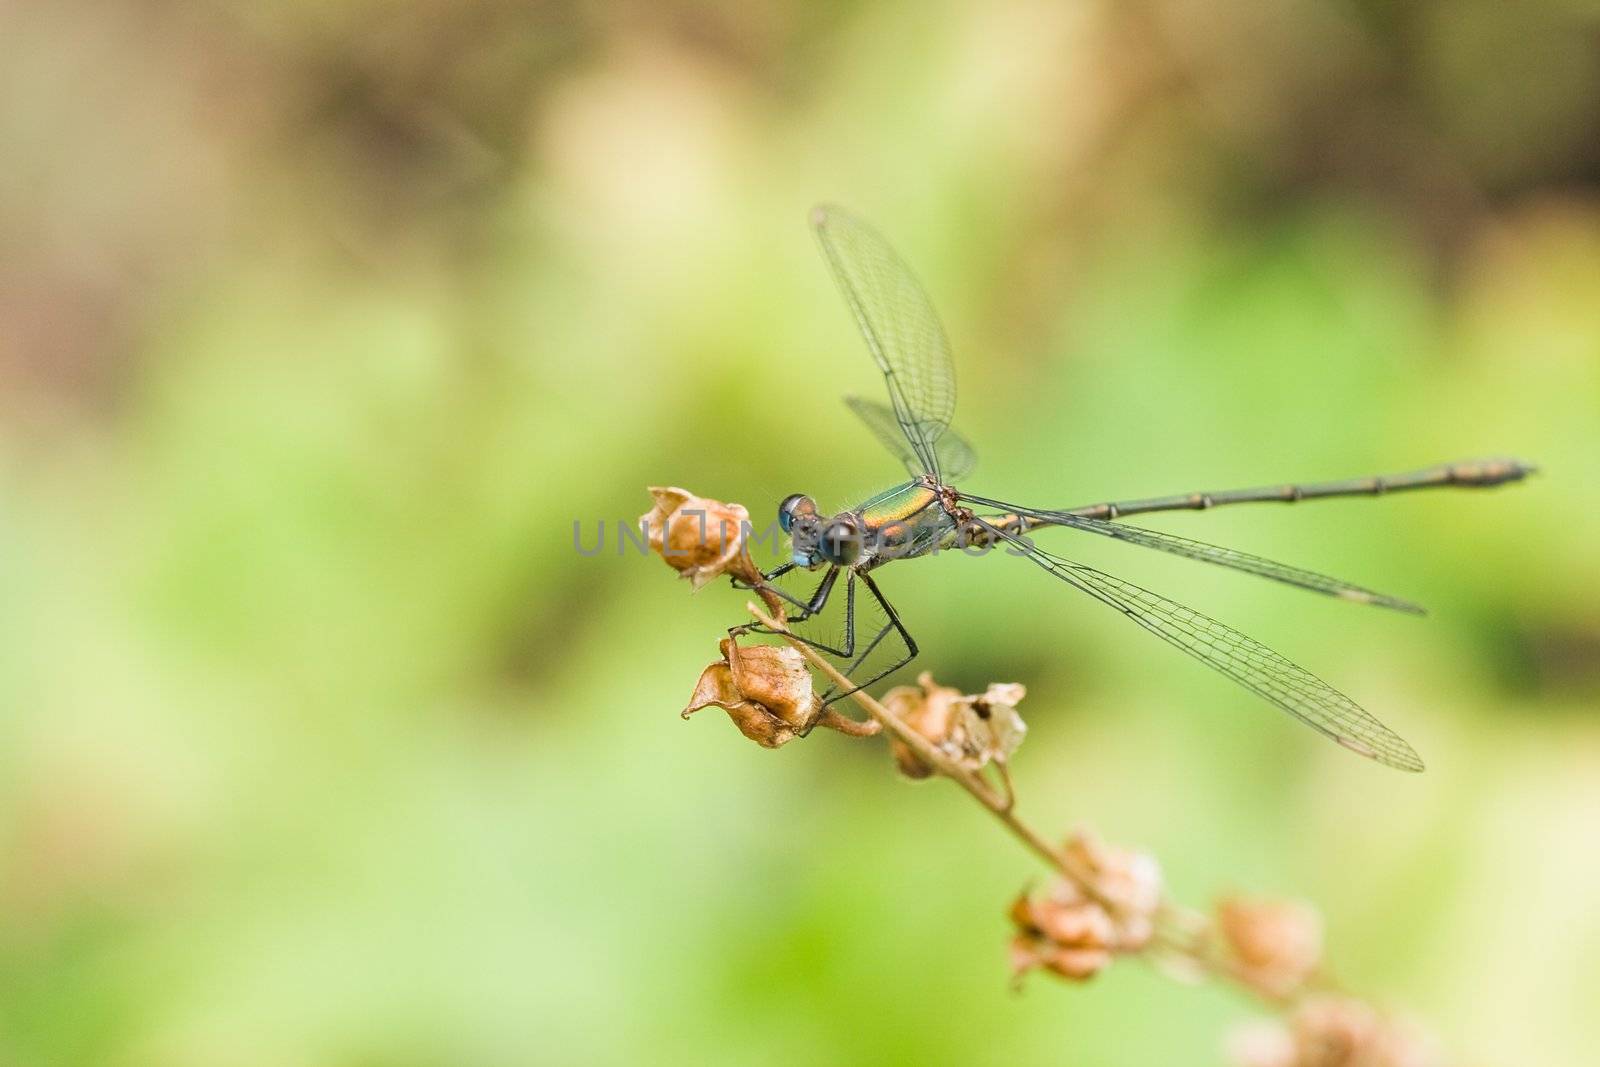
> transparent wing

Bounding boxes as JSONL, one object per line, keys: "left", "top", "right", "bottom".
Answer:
{"left": 971, "top": 518, "right": 1424, "bottom": 771}
{"left": 845, "top": 396, "right": 977, "bottom": 481}
{"left": 961, "top": 494, "right": 1422, "bottom": 613}
{"left": 934, "top": 426, "right": 977, "bottom": 483}
{"left": 813, "top": 205, "right": 956, "bottom": 478}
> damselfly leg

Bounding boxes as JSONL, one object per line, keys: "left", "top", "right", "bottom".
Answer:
{"left": 731, "top": 563, "right": 917, "bottom": 709}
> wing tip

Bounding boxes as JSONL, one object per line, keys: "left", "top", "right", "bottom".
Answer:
{"left": 1337, "top": 734, "right": 1426, "bottom": 773}
{"left": 1388, "top": 597, "right": 1428, "bottom": 617}
{"left": 1390, "top": 748, "right": 1427, "bottom": 773}
{"left": 1335, "top": 588, "right": 1428, "bottom": 616}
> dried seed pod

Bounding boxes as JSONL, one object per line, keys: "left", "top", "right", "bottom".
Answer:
{"left": 883, "top": 675, "right": 964, "bottom": 778}
{"left": 1061, "top": 830, "right": 1163, "bottom": 950}
{"left": 1007, "top": 889, "right": 1116, "bottom": 983}
{"left": 1006, "top": 829, "right": 1162, "bottom": 985}
{"left": 683, "top": 639, "right": 822, "bottom": 748}
{"left": 883, "top": 673, "right": 1027, "bottom": 779}
{"left": 641, "top": 487, "right": 759, "bottom": 589}
{"left": 1215, "top": 895, "right": 1324, "bottom": 1000}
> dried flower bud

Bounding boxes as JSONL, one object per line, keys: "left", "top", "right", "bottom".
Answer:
{"left": 1227, "top": 997, "right": 1441, "bottom": 1067}
{"left": 1008, "top": 890, "right": 1116, "bottom": 983}
{"left": 1007, "top": 829, "right": 1162, "bottom": 985}
{"left": 682, "top": 638, "right": 821, "bottom": 748}
{"left": 883, "top": 673, "right": 1027, "bottom": 779}
{"left": 682, "top": 639, "right": 879, "bottom": 747}
{"left": 1216, "top": 895, "right": 1324, "bottom": 1000}
{"left": 641, "top": 487, "right": 759, "bottom": 589}
{"left": 1062, "top": 830, "right": 1163, "bottom": 950}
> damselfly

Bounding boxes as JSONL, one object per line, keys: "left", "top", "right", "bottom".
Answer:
{"left": 742, "top": 206, "right": 1533, "bottom": 771}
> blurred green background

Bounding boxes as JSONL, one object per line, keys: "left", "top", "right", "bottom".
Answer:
{"left": 3, "top": 2, "right": 1598, "bottom": 1064}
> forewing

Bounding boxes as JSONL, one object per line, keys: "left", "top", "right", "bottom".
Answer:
{"left": 846, "top": 396, "right": 977, "bottom": 481}
{"left": 971, "top": 519, "right": 1424, "bottom": 771}
{"left": 813, "top": 205, "right": 956, "bottom": 477}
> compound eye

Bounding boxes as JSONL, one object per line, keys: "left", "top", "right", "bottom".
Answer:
{"left": 821, "top": 518, "right": 862, "bottom": 566}
{"left": 778, "top": 493, "right": 815, "bottom": 534}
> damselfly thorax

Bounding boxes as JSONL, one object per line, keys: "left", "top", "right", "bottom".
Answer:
{"left": 779, "top": 480, "right": 953, "bottom": 571}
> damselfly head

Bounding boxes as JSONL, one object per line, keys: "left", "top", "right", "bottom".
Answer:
{"left": 780, "top": 493, "right": 827, "bottom": 568}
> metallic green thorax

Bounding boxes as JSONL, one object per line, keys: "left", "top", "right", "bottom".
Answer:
{"left": 846, "top": 481, "right": 953, "bottom": 568}
{"left": 854, "top": 481, "right": 938, "bottom": 530}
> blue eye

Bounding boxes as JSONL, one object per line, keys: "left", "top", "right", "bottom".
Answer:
{"left": 778, "top": 493, "right": 813, "bottom": 534}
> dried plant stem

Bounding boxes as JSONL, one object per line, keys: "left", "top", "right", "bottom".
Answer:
{"left": 652, "top": 488, "right": 1432, "bottom": 1059}
{"left": 747, "top": 601, "right": 1118, "bottom": 912}
{"left": 744, "top": 599, "right": 1294, "bottom": 1004}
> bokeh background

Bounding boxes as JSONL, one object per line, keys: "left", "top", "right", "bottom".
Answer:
{"left": 3, "top": 2, "right": 1598, "bottom": 1064}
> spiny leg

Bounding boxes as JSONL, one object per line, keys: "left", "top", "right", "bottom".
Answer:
{"left": 732, "top": 561, "right": 798, "bottom": 589}
{"left": 843, "top": 615, "right": 894, "bottom": 677}
{"left": 729, "top": 566, "right": 859, "bottom": 660}
{"left": 752, "top": 564, "right": 837, "bottom": 620}
{"left": 729, "top": 565, "right": 918, "bottom": 708}
{"left": 818, "top": 571, "right": 919, "bottom": 705}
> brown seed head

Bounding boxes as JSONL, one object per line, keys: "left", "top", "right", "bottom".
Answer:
{"left": 883, "top": 672, "right": 1027, "bottom": 779}
{"left": 1062, "top": 829, "right": 1163, "bottom": 950}
{"left": 681, "top": 638, "right": 879, "bottom": 747}
{"left": 1006, "top": 828, "right": 1161, "bottom": 985}
{"left": 682, "top": 638, "right": 822, "bottom": 748}
{"left": 1007, "top": 890, "right": 1116, "bottom": 984}
{"left": 1215, "top": 895, "right": 1324, "bottom": 999}
{"left": 641, "top": 487, "right": 759, "bottom": 589}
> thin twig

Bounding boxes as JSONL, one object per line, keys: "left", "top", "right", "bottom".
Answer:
{"left": 744, "top": 598, "right": 1297, "bottom": 1005}
{"left": 992, "top": 761, "right": 1016, "bottom": 813}
{"left": 746, "top": 600, "right": 1117, "bottom": 912}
